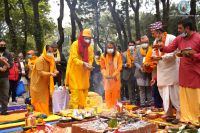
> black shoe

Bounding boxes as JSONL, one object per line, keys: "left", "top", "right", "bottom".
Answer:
{"left": 1, "top": 112, "right": 9, "bottom": 115}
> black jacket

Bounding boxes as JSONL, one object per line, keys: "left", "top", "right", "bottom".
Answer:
{"left": 0, "top": 50, "right": 13, "bottom": 78}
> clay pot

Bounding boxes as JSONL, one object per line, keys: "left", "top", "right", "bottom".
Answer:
{"left": 146, "top": 113, "right": 160, "bottom": 119}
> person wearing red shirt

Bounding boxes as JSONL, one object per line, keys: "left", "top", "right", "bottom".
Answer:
{"left": 156, "top": 18, "right": 200, "bottom": 123}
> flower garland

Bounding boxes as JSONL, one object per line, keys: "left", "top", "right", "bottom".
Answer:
{"left": 127, "top": 49, "right": 135, "bottom": 67}
{"left": 156, "top": 32, "right": 167, "bottom": 56}
{"left": 140, "top": 47, "right": 148, "bottom": 57}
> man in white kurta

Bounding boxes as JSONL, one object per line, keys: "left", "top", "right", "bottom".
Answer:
{"left": 150, "top": 21, "right": 180, "bottom": 119}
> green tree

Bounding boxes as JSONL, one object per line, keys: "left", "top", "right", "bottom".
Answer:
{"left": 57, "top": 0, "right": 65, "bottom": 51}
{"left": 3, "top": 0, "right": 17, "bottom": 52}
{"left": 0, "top": 0, "right": 56, "bottom": 54}
{"left": 76, "top": 0, "right": 106, "bottom": 51}
{"left": 66, "top": 0, "right": 83, "bottom": 43}
{"left": 130, "top": 0, "right": 141, "bottom": 40}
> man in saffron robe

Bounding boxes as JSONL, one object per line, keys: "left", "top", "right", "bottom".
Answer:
{"left": 65, "top": 29, "right": 94, "bottom": 109}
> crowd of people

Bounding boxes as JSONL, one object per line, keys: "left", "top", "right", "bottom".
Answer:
{"left": 0, "top": 18, "right": 199, "bottom": 124}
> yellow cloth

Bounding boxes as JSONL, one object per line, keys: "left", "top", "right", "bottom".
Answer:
{"left": 42, "top": 46, "right": 56, "bottom": 96}
{"left": 179, "top": 86, "right": 200, "bottom": 123}
{"left": 69, "top": 89, "right": 88, "bottom": 109}
{"left": 53, "top": 49, "right": 61, "bottom": 62}
{"left": 0, "top": 112, "right": 41, "bottom": 123}
{"left": 140, "top": 47, "right": 148, "bottom": 57}
{"left": 88, "top": 91, "right": 99, "bottom": 97}
{"left": 126, "top": 49, "right": 135, "bottom": 68}
{"left": 94, "top": 57, "right": 101, "bottom": 65}
{"left": 28, "top": 56, "right": 38, "bottom": 78}
{"left": 30, "top": 46, "right": 56, "bottom": 115}
{"left": 101, "top": 52, "right": 122, "bottom": 80}
{"left": 143, "top": 46, "right": 157, "bottom": 73}
{"left": 86, "top": 92, "right": 103, "bottom": 108}
{"left": 101, "top": 52, "right": 122, "bottom": 108}
{"left": 0, "top": 114, "right": 61, "bottom": 129}
{"left": 66, "top": 40, "right": 94, "bottom": 109}
{"left": 30, "top": 57, "right": 51, "bottom": 115}
{"left": 82, "top": 29, "right": 92, "bottom": 38}
{"left": 28, "top": 56, "right": 38, "bottom": 66}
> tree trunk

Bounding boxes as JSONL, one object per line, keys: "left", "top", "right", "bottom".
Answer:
{"left": 93, "top": 0, "right": 100, "bottom": 52}
{"left": 66, "top": 0, "right": 83, "bottom": 32}
{"left": 73, "top": 12, "right": 83, "bottom": 31}
{"left": 70, "top": 13, "right": 76, "bottom": 43}
{"left": 134, "top": 10, "right": 141, "bottom": 40}
{"left": 66, "top": 0, "right": 83, "bottom": 44}
{"left": 161, "top": 0, "right": 170, "bottom": 31}
{"left": 125, "top": 0, "right": 132, "bottom": 41}
{"left": 190, "top": 0, "right": 197, "bottom": 30}
{"left": 66, "top": 0, "right": 76, "bottom": 43}
{"left": 116, "top": 13, "right": 128, "bottom": 50}
{"left": 57, "top": 0, "right": 64, "bottom": 51}
{"left": 130, "top": 0, "right": 141, "bottom": 40}
{"left": 3, "top": 0, "right": 17, "bottom": 52}
{"left": 155, "top": 0, "right": 161, "bottom": 21}
{"left": 19, "top": 0, "right": 27, "bottom": 55}
{"left": 107, "top": 0, "right": 124, "bottom": 50}
{"left": 31, "top": 0, "right": 43, "bottom": 54}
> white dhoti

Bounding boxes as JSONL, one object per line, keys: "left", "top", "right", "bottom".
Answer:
{"left": 158, "top": 84, "right": 180, "bottom": 117}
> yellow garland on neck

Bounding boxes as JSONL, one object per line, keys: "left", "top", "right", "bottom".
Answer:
{"left": 28, "top": 56, "right": 38, "bottom": 66}
{"left": 95, "top": 58, "right": 101, "bottom": 65}
{"left": 156, "top": 32, "right": 167, "bottom": 56}
{"left": 127, "top": 49, "right": 135, "bottom": 68}
{"left": 140, "top": 47, "right": 148, "bottom": 57}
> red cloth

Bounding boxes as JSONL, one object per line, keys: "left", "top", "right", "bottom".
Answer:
{"left": 162, "top": 32, "right": 200, "bottom": 88}
{"left": 78, "top": 32, "right": 90, "bottom": 63}
{"left": 9, "top": 62, "right": 20, "bottom": 81}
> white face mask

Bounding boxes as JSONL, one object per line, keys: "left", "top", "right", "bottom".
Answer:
{"left": 107, "top": 48, "right": 114, "bottom": 54}
{"left": 136, "top": 45, "right": 140, "bottom": 49}
{"left": 155, "top": 38, "right": 161, "bottom": 42}
{"left": 141, "top": 43, "right": 148, "bottom": 49}
{"left": 179, "top": 32, "right": 188, "bottom": 38}
{"left": 129, "top": 46, "right": 135, "bottom": 51}
{"left": 95, "top": 56, "right": 100, "bottom": 59}
{"left": 47, "top": 52, "right": 53, "bottom": 57}
{"left": 84, "top": 38, "right": 91, "bottom": 44}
